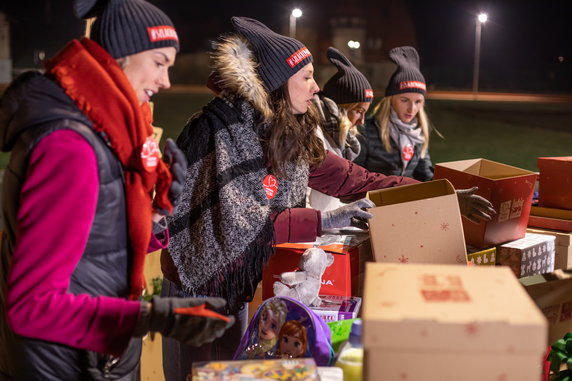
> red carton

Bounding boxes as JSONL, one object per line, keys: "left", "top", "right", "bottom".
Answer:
{"left": 434, "top": 158, "right": 537, "bottom": 249}
{"left": 538, "top": 157, "right": 572, "bottom": 210}
{"left": 262, "top": 232, "right": 371, "bottom": 300}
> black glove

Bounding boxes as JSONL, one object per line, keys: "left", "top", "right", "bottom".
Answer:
{"left": 133, "top": 296, "right": 235, "bottom": 347}
{"left": 162, "top": 138, "right": 187, "bottom": 215}
{"left": 456, "top": 187, "right": 496, "bottom": 224}
{"left": 321, "top": 198, "right": 375, "bottom": 230}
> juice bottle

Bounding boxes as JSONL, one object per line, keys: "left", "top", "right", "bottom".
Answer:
{"left": 335, "top": 319, "right": 363, "bottom": 381}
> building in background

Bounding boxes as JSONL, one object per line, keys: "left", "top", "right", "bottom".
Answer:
{"left": 291, "top": 0, "right": 417, "bottom": 92}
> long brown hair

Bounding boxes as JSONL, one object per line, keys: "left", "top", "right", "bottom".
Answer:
{"left": 264, "top": 84, "right": 325, "bottom": 178}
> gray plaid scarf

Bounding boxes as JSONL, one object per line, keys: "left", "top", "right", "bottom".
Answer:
{"left": 167, "top": 95, "right": 309, "bottom": 311}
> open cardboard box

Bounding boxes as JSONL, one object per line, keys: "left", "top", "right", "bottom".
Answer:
{"left": 366, "top": 179, "right": 467, "bottom": 265}
{"left": 434, "top": 158, "right": 537, "bottom": 249}
{"left": 520, "top": 269, "right": 572, "bottom": 345}
{"left": 538, "top": 156, "right": 572, "bottom": 210}
{"left": 362, "top": 262, "right": 547, "bottom": 381}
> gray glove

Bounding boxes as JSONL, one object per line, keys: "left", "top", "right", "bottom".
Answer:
{"left": 342, "top": 133, "right": 361, "bottom": 161}
{"left": 321, "top": 198, "right": 375, "bottom": 230}
{"left": 456, "top": 187, "right": 496, "bottom": 224}
{"left": 133, "top": 296, "right": 235, "bottom": 347}
{"left": 156, "top": 139, "right": 188, "bottom": 216}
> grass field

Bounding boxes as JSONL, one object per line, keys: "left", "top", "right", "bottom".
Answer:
{"left": 1, "top": 91, "right": 571, "bottom": 172}
{"left": 150, "top": 93, "right": 572, "bottom": 172}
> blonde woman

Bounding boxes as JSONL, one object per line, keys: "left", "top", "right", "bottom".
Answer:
{"left": 355, "top": 46, "right": 434, "bottom": 182}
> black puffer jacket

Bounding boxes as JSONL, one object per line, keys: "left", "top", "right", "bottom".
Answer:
{"left": 354, "top": 115, "right": 434, "bottom": 181}
{"left": 0, "top": 71, "right": 140, "bottom": 380}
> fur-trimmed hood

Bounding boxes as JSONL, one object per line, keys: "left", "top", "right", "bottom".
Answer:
{"left": 211, "top": 35, "right": 273, "bottom": 121}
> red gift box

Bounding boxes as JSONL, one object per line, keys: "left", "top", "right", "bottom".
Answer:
{"left": 538, "top": 156, "right": 572, "bottom": 210}
{"left": 434, "top": 158, "right": 537, "bottom": 249}
{"left": 262, "top": 232, "right": 371, "bottom": 300}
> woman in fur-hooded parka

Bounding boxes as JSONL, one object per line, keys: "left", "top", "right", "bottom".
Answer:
{"left": 162, "top": 17, "right": 416, "bottom": 381}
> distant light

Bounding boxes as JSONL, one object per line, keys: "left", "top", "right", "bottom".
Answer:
{"left": 292, "top": 8, "right": 302, "bottom": 18}
{"left": 348, "top": 40, "right": 360, "bottom": 49}
{"left": 478, "top": 13, "right": 488, "bottom": 23}
{"left": 558, "top": 56, "right": 565, "bottom": 63}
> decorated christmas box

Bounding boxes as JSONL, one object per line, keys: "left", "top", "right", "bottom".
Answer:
{"left": 538, "top": 156, "right": 572, "bottom": 210}
{"left": 262, "top": 231, "right": 371, "bottom": 299}
{"left": 191, "top": 358, "right": 319, "bottom": 380}
{"left": 527, "top": 227, "right": 572, "bottom": 271}
{"left": 362, "top": 262, "right": 547, "bottom": 381}
{"left": 466, "top": 246, "right": 496, "bottom": 266}
{"left": 434, "top": 158, "right": 537, "bottom": 249}
{"left": 520, "top": 270, "right": 572, "bottom": 345}
{"left": 310, "top": 295, "right": 361, "bottom": 322}
{"left": 366, "top": 179, "right": 467, "bottom": 265}
{"left": 497, "top": 232, "right": 555, "bottom": 278}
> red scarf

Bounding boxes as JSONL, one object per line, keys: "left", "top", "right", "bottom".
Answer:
{"left": 45, "top": 38, "right": 173, "bottom": 299}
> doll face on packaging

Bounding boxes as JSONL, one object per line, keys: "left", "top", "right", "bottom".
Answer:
{"left": 259, "top": 309, "right": 281, "bottom": 341}
{"left": 279, "top": 333, "right": 305, "bottom": 358}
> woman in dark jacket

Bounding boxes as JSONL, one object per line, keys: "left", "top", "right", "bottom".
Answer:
{"left": 355, "top": 46, "right": 435, "bottom": 181}
{"left": 0, "top": 1, "right": 232, "bottom": 379}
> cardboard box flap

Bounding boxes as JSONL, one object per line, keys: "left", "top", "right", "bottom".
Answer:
{"left": 436, "top": 158, "right": 536, "bottom": 180}
{"left": 367, "top": 179, "right": 455, "bottom": 207}
{"left": 363, "top": 263, "right": 547, "bottom": 353}
{"left": 520, "top": 271, "right": 572, "bottom": 309}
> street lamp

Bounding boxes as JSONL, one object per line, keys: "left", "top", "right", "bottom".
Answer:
{"left": 289, "top": 8, "right": 302, "bottom": 38}
{"left": 472, "top": 12, "right": 488, "bottom": 95}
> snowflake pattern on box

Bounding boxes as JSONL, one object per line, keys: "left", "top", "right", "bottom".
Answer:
{"left": 497, "top": 233, "right": 555, "bottom": 278}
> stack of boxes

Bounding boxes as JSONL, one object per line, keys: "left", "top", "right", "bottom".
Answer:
{"left": 261, "top": 231, "right": 371, "bottom": 321}
{"left": 259, "top": 157, "right": 571, "bottom": 378}
{"left": 526, "top": 157, "right": 572, "bottom": 271}
{"left": 433, "top": 158, "right": 557, "bottom": 278}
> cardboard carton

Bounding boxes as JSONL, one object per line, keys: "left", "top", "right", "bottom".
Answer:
{"left": 362, "top": 263, "right": 547, "bottom": 381}
{"left": 538, "top": 157, "right": 572, "bottom": 210}
{"left": 466, "top": 246, "right": 496, "bottom": 266}
{"left": 262, "top": 232, "right": 371, "bottom": 299}
{"left": 528, "top": 215, "right": 572, "bottom": 232}
{"left": 434, "top": 158, "right": 537, "bottom": 249}
{"left": 520, "top": 270, "right": 572, "bottom": 345}
{"left": 527, "top": 227, "right": 572, "bottom": 270}
{"left": 366, "top": 179, "right": 467, "bottom": 265}
{"left": 497, "top": 232, "right": 555, "bottom": 278}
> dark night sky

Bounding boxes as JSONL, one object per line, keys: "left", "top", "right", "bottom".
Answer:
{"left": 2, "top": 0, "right": 571, "bottom": 92}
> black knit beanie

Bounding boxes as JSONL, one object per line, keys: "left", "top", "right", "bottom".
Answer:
{"left": 322, "top": 47, "right": 373, "bottom": 104}
{"left": 231, "top": 16, "right": 313, "bottom": 92}
{"left": 385, "top": 46, "right": 426, "bottom": 96}
{"left": 74, "top": 0, "right": 179, "bottom": 58}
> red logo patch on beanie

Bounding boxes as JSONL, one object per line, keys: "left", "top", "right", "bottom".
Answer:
{"left": 399, "top": 81, "right": 426, "bottom": 91}
{"left": 147, "top": 26, "right": 179, "bottom": 43}
{"left": 364, "top": 89, "right": 374, "bottom": 99}
{"left": 286, "top": 47, "right": 312, "bottom": 68}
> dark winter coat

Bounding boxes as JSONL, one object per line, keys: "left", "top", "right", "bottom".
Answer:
{"left": 0, "top": 71, "right": 140, "bottom": 380}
